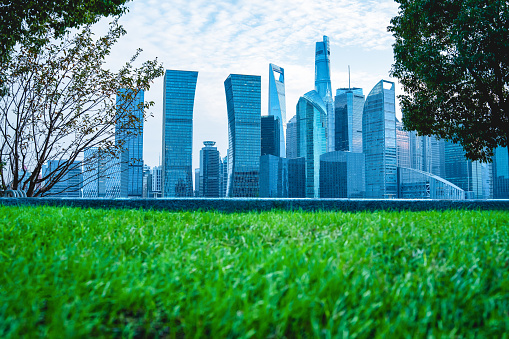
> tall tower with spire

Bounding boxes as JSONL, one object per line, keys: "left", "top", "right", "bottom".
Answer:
{"left": 314, "top": 36, "right": 334, "bottom": 152}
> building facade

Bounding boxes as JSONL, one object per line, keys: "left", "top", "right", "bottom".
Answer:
{"left": 116, "top": 89, "right": 144, "bottom": 198}
{"left": 42, "top": 160, "right": 82, "bottom": 197}
{"left": 199, "top": 141, "right": 221, "bottom": 197}
{"left": 225, "top": 74, "right": 261, "bottom": 197}
{"left": 288, "top": 157, "right": 306, "bottom": 198}
{"left": 315, "top": 35, "right": 334, "bottom": 152}
{"left": 261, "top": 115, "right": 280, "bottom": 157}
{"left": 493, "top": 146, "right": 509, "bottom": 198}
{"left": 444, "top": 140, "right": 493, "bottom": 199}
{"left": 286, "top": 115, "right": 298, "bottom": 159}
{"left": 162, "top": 70, "right": 198, "bottom": 197}
{"left": 362, "top": 80, "right": 397, "bottom": 198}
{"left": 319, "top": 151, "right": 365, "bottom": 198}
{"left": 334, "top": 88, "right": 364, "bottom": 153}
{"left": 268, "top": 63, "right": 286, "bottom": 157}
{"left": 82, "top": 147, "right": 107, "bottom": 198}
{"left": 259, "top": 154, "right": 289, "bottom": 198}
{"left": 296, "top": 90, "right": 327, "bottom": 198}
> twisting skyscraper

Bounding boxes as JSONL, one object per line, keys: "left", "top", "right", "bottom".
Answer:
{"left": 225, "top": 74, "right": 261, "bottom": 197}
{"left": 268, "top": 63, "right": 286, "bottom": 157}
{"left": 162, "top": 70, "right": 198, "bottom": 197}
{"left": 315, "top": 35, "right": 334, "bottom": 152}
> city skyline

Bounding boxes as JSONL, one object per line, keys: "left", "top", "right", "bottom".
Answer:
{"left": 94, "top": 0, "right": 400, "bottom": 170}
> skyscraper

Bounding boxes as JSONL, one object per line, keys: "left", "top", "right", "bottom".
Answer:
{"left": 42, "top": 160, "right": 82, "bottom": 197}
{"left": 363, "top": 80, "right": 397, "bottom": 198}
{"left": 82, "top": 147, "right": 107, "bottom": 198}
{"left": 162, "top": 70, "right": 198, "bottom": 197}
{"left": 315, "top": 35, "right": 334, "bottom": 152}
{"left": 319, "top": 151, "right": 365, "bottom": 198}
{"left": 493, "top": 146, "right": 509, "bottom": 198}
{"left": 225, "top": 74, "right": 261, "bottom": 197}
{"left": 286, "top": 115, "right": 298, "bottom": 159}
{"left": 261, "top": 115, "right": 280, "bottom": 157}
{"left": 334, "top": 88, "right": 364, "bottom": 153}
{"left": 444, "top": 141, "right": 492, "bottom": 199}
{"left": 296, "top": 90, "right": 327, "bottom": 198}
{"left": 268, "top": 63, "right": 286, "bottom": 157}
{"left": 116, "top": 89, "right": 144, "bottom": 198}
{"left": 199, "top": 141, "right": 220, "bottom": 197}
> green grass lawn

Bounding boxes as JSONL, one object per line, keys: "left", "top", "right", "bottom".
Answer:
{"left": 0, "top": 206, "right": 508, "bottom": 338}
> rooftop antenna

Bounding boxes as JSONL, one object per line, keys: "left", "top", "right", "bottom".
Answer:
{"left": 348, "top": 65, "right": 351, "bottom": 90}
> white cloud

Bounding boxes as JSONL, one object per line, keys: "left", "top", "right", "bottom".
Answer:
{"left": 97, "top": 0, "right": 400, "bottom": 170}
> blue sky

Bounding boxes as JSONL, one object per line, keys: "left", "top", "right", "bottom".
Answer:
{"left": 99, "top": 0, "right": 401, "bottom": 169}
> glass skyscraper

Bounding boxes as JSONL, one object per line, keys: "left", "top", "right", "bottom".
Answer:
{"left": 82, "top": 147, "right": 107, "bottom": 198}
{"left": 319, "top": 151, "right": 365, "bottom": 198}
{"left": 363, "top": 80, "right": 397, "bottom": 198}
{"left": 493, "top": 146, "right": 509, "bottom": 198}
{"left": 334, "top": 88, "right": 364, "bottom": 153}
{"left": 224, "top": 74, "right": 261, "bottom": 197}
{"left": 286, "top": 115, "right": 298, "bottom": 159}
{"left": 42, "top": 160, "right": 82, "bottom": 197}
{"left": 268, "top": 63, "right": 286, "bottom": 157}
{"left": 261, "top": 115, "right": 280, "bottom": 157}
{"left": 259, "top": 154, "right": 289, "bottom": 198}
{"left": 162, "top": 70, "right": 198, "bottom": 197}
{"left": 199, "top": 141, "right": 220, "bottom": 197}
{"left": 315, "top": 35, "right": 334, "bottom": 152}
{"left": 296, "top": 90, "right": 327, "bottom": 198}
{"left": 444, "top": 141, "right": 492, "bottom": 199}
{"left": 116, "top": 89, "right": 144, "bottom": 198}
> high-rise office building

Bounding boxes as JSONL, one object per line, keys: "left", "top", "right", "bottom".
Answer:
{"left": 142, "top": 165, "right": 153, "bottom": 198}
{"left": 296, "top": 90, "right": 327, "bottom": 198}
{"left": 162, "top": 70, "right": 198, "bottom": 197}
{"left": 268, "top": 63, "right": 286, "bottom": 157}
{"left": 261, "top": 115, "right": 280, "bottom": 157}
{"left": 199, "top": 141, "right": 220, "bottom": 197}
{"left": 259, "top": 154, "right": 288, "bottom": 198}
{"left": 493, "top": 146, "right": 509, "bottom": 198}
{"left": 444, "top": 140, "right": 492, "bottom": 199}
{"left": 116, "top": 89, "right": 144, "bottom": 197}
{"left": 220, "top": 154, "right": 228, "bottom": 197}
{"left": 225, "top": 74, "right": 261, "bottom": 197}
{"left": 363, "top": 80, "right": 397, "bottom": 198}
{"left": 423, "top": 135, "right": 445, "bottom": 178}
{"left": 194, "top": 168, "right": 200, "bottom": 197}
{"left": 151, "top": 165, "right": 162, "bottom": 198}
{"left": 315, "top": 35, "right": 334, "bottom": 152}
{"left": 319, "top": 151, "right": 365, "bottom": 198}
{"left": 288, "top": 157, "right": 306, "bottom": 198}
{"left": 396, "top": 119, "right": 411, "bottom": 169}
{"left": 42, "top": 160, "right": 82, "bottom": 197}
{"left": 286, "top": 115, "right": 298, "bottom": 159}
{"left": 334, "top": 88, "right": 364, "bottom": 153}
{"left": 82, "top": 147, "right": 107, "bottom": 198}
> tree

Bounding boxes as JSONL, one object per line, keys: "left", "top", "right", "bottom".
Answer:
{"left": 389, "top": 0, "right": 509, "bottom": 162}
{"left": 0, "top": 20, "right": 164, "bottom": 196}
{"left": 0, "top": 0, "right": 130, "bottom": 95}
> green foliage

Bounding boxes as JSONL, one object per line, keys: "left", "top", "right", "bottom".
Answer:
{"left": 0, "top": 207, "right": 508, "bottom": 337}
{"left": 0, "top": 0, "right": 129, "bottom": 61}
{"left": 389, "top": 0, "right": 509, "bottom": 162}
{"left": 0, "top": 0, "right": 130, "bottom": 95}
{"left": 0, "top": 20, "right": 164, "bottom": 197}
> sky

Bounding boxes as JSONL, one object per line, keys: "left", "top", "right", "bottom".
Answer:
{"left": 97, "top": 0, "right": 401, "bottom": 170}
